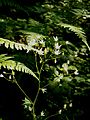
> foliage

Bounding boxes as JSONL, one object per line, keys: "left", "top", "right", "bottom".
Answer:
{"left": 0, "top": 0, "right": 90, "bottom": 120}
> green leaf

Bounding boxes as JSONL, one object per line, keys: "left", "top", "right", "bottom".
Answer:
{"left": 68, "top": 65, "right": 77, "bottom": 70}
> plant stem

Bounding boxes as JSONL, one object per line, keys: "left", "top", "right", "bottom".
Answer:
{"left": 4, "top": 76, "right": 33, "bottom": 104}
{"left": 35, "top": 53, "right": 39, "bottom": 74}
{"left": 32, "top": 80, "right": 40, "bottom": 120}
{"left": 32, "top": 53, "right": 44, "bottom": 120}
{"left": 44, "top": 112, "right": 59, "bottom": 120}
{"left": 14, "top": 79, "right": 33, "bottom": 104}
{"left": 66, "top": 116, "right": 69, "bottom": 120}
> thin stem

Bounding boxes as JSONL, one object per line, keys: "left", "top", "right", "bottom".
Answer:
{"left": 3, "top": 76, "right": 12, "bottom": 82}
{"left": 66, "top": 116, "right": 69, "bottom": 120}
{"left": 4, "top": 76, "right": 33, "bottom": 105}
{"left": 35, "top": 53, "right": 39, "bottom": 74}
{"left": 32, "top": 53, "right": 44, "bottom": 120}
{"left": 42, "top": 83, "right": 49, "bottom": 88}
{"left": 44, "top": 112, "right": 59, "bottom": 120}
{"left": 14, "top": 79, "right": 33, "bottom": 104}
{"left": 32, "top": 80, "right": 40, "bottom": 120}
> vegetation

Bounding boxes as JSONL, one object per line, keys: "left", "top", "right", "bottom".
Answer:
{"left": 0, "top": 0, "right": 90, "bottom": 120}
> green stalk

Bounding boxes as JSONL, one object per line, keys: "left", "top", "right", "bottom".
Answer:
{"left": 32, "top": 53, "right": 44, "bottom": 120}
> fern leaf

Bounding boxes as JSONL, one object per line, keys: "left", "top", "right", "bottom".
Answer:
{"left": 72, "top": 9, "right": 89, "bottom": 18}
{"left": 0, "top": 54, "right": 13, "bottom": 62}
{"left": 10, "top": 42, "right": 14, "bottom": 49}
{"left": 0, "top": 59, "right": 39, "bottom": 81}
{"left": 18, "top": 30, "right": 45, "bottom": 43}
{"left": 58, "top": 23, "right": 90, "bottom": 50}
{"left": 0, "top": 38, "right": 39, "bottom": 53}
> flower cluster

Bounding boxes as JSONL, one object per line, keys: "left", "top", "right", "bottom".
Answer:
{"left": 53, "top": 36, "right": 61, "bottom": 55}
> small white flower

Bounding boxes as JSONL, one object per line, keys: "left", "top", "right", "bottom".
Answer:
{"left": 66, "top": 41, "right": 69, "bottom": 44}
{"left": 29, "top": 106, "right": 32, "bottom": 111}
{"left": 64, "top": 104, "right": 67, "bottom": 109}
{"left": 58, "top": 109, "right": 62, "bottom": 114}
{"left": 0, "top": 74, "right": 4, "bottom": 77}
{"left": 75, "top": 54, "right": 78, "bottom": 57}
{"left": 24, "top": 105, "right": 27, "bottom": 109}
{"left": 62, "top": 52, "right": 64, "bottom": 55}
{"left": 53, "top": 36, "right": 58, "bottom": 42}
{"left": 9, "top": 75, "right": 12, "bottom": 80}
{"left": 69, "top": 103, "right": 72, "bottom": 107}
{"left": 86, "top": 53, "right": 88, "bottom": 56}
{"left": 55, "top": 43, "right": 61, "bottom": 49}
{"left": 67, "top": 60, "right": 70, "bottom": 65}
{"left": 38, "top": 48, "right": 44, "bottom": 55}
{"left": 41, "top": 111, "right": 45, "bottom": 116}
{"left": 74, "top": 51, "right": 78, "bottom": 57}
{"left": 74, "top": 70, "right": 79, "bottom": 75}
{"left": 83, "top": 16, "right": 86, "bottom": 19}
{"left": 54, "top": 50, "right": 61, "bottom": 55}
{"left": 59, "top": 84, "right": 62, "bottom": 87}
{"left": 78, "top": 0, "right": 82, "bottom": 2}
{"left": 54, "top": 59, "right": 57, "bottom": 63}
{"left": 41, "top": 88, "right": 47, "bottom": 93}
{"left": 1, "top": 19, "right": 4, "bottom": 22}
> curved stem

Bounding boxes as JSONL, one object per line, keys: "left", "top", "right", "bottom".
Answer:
{"left": 4, "top": 76, "right": 33, "bottom": 104}
{"left": 14, "top": 80, "right": 33, "bottom": 104}
{"left": 32, "top": 80, "right": 40, "bottom": 120}
{"left": 44, "top": 112, "right": 59, "bottom": 120}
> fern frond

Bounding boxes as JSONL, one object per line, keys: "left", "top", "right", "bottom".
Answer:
{"left": 72, "top": 9, "right": 89, "bottom": 17}
{"left": 0, "top": 38, "right": 40, "bottom": 53}
{"left": 0, "top": 58, "right": 39, "bottom": 80}
{"left": 58, "top": 23, "right": 90, "bottom": 50}
{"left": 0, "top": 54, "right": 13, "bottom": 63}
{"left": 18, "top": 30, "right": 45, "bottom": 42}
